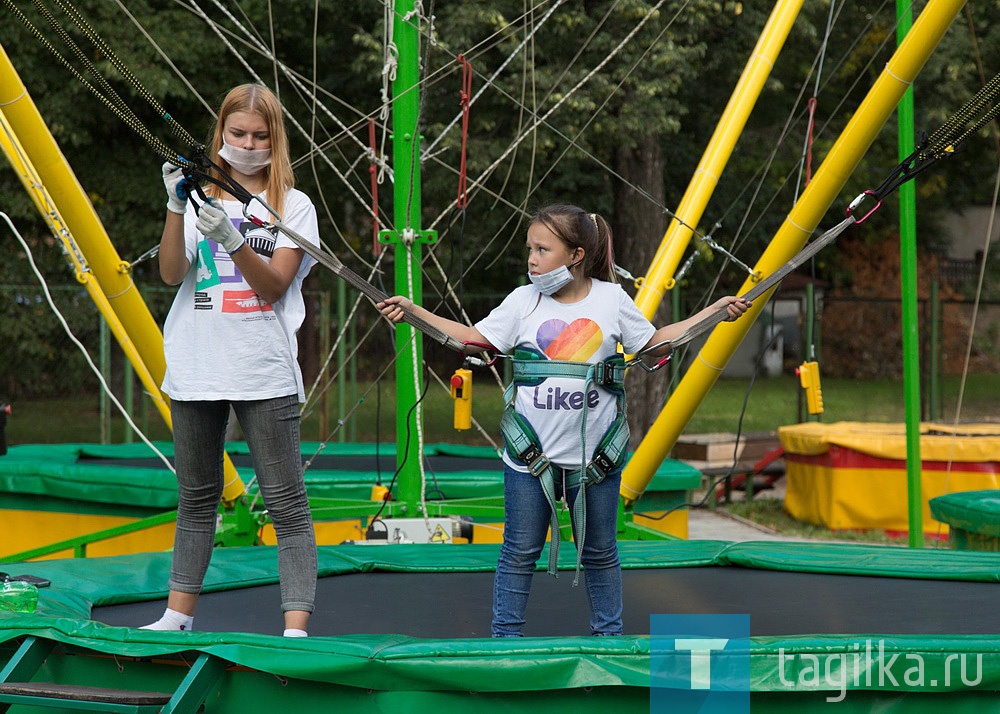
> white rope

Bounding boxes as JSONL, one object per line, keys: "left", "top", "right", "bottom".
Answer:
{"left": 111, "top": 0, "right": 217, "bottom": 118}
{"left": 300, "top": 251, "right": 391, "bottom": 411}
{"left": 792, "top": 0, "right": 840, "bottom": 203}
{"left": 176, "top": 0, "right": 385, "bottom": 270}
{"left": 1, "top": 212, "right": 175, "bottom": 474}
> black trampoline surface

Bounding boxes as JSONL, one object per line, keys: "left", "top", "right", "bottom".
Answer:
{"left": 92, "top": 566, "right": 1000, "bottom": 638}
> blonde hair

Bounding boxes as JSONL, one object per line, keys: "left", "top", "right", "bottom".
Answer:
{"left": 206, "top": 84, "right": 294, "bottom": 215}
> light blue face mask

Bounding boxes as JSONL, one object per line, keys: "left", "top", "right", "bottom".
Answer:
{"left": 527, "top": 254, "right": 584, "bottom": 296}
{"left": 527, "top": 265, "right": 574, "bottom": 295}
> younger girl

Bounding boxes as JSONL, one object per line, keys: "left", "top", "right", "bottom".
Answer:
{"left": 378, "top": 204, "right": 749, "bottom": 636}
{"left": 144, "top": 84, "right": 319, "bottom": 637}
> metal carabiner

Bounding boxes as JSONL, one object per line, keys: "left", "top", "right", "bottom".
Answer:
{"left": 462, "top": 341, "right": 499, "bottom": 367}
{"left": 846, "top": 190, "right": 881, "bottom": 225}
{"left": 625, "top": 339, "right": 673, "bottom": 373}
{"left": 243, "top": 193, "right": 282, "bottom": 228}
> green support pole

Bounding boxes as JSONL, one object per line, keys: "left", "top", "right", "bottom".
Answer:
{"left": 381, "top": 0, "right": 438, "bottom": 513}
{"left": 897, "top": 0, "right": 923, "bottom": 546}
{"left": 929, "top": 280, "right": 941, "bottom": 420}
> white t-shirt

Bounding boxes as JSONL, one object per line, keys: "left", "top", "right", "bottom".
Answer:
{"left": 161, "top": 189, "right": 319, "bottom": 402}
{"left": 476, "top": 280, "right": 656, "bottom": 470}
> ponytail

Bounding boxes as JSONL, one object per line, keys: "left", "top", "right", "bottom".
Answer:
{"left": 530, "top": 205, "right": 616, "bottom": 282}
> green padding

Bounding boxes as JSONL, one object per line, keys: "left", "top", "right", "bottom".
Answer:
{"left": 3, "top": 542, "right": 1000, "bottom": 698}
{"left": 0, "top": 443, "right": 180, "bottom": 510}
{"left": 930, "top": 490, "right": 1000, "bottom": 536}
{"left": 720, "top": 541, "right": 1000, "bottom": 582}
{"left": 0, "top": 442, "right": 700, "bottom": 509}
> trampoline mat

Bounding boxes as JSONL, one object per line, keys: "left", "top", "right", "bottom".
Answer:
{"left": 92, "top": 566, "right": 1000, "bottom": 638}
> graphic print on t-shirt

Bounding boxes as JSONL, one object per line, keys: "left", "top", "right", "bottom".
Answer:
{"left": 195, "top": 239, "right": 221, "bottom": 291}
{"left": 193, "top": 217, "right": 279, "bottom": 316}
{"left": 245, "top": 224, "right": 277, "bottom": 257}
{"left": 222, "top": 289, "right": 275, "bottom": 313}
{"left": 536, "top": 318, "right": 603, "bottom": 361}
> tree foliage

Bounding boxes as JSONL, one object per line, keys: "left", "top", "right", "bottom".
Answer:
{"left": 1, "top": 0, "right": 997, "bottom": 409}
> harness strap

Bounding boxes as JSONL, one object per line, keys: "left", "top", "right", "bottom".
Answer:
{"left": 500, "top": 357, "right": 631, "bottom": 583}
{"left": 500, "top": 408, "right": 561, "bottom": 576}
{"left": 511, "top": 357, "right": 627, "bottom": 391}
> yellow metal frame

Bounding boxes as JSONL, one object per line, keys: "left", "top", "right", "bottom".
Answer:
{"left": 0, "top": 42, "right": 246, "bottom": 503}
{"left": 622, "top": 0, "right": 967, "bottom": 504}
{"left": 0, "top": 0, "right": 969, "bottom": 512}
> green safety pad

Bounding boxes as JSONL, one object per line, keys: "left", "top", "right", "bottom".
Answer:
{"left": 930, "top": 490, "right": 1000, "bottom": 537}
{"left": 0, "top": 443, "right": 180, "bottom": 510}
{"left": 3, "top": 541, "right": 1000, "bottom": 700}
{"left": 0, "top": 442, "right": 700, "bottom": 510}
{"left": 719, "top": 541, "right": 1000, "bottom": 581}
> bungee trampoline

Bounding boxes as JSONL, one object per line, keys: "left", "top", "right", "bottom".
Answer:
{"left": 2, "top": 540, "right": 1000, "bottom": 712}
{"left": 0, "top": 440, "right": 701, "bottom": 560}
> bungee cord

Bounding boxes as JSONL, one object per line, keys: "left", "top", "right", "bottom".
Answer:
{"left": 2, "top": 0, "right": 200, "bottom": 167}
{"left": 8, "top": 0, "right": 998, "bottom": 475}
{"left": 178, "top": 0, "right": 389, "bottom": 272}
{"left": 863, "top": 72, "right": 1000, "bottom": 209}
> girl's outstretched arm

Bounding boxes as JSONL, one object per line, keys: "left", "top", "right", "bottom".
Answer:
{"left": 377, "top": 296, "right": 495, "bottom": 353}
{"left": 642, "top": 296, "right": 751, "bottom": 354}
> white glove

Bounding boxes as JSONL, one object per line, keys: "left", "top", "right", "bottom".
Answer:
{"left": 196, "top": 199, "right": 245, "bottom": 255}
{"left": 162, "top": 162, "right": 189, "bottom": 215}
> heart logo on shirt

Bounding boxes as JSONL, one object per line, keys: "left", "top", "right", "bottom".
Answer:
{"left": 536, "top": 318, "right": 603, "bottom": 361}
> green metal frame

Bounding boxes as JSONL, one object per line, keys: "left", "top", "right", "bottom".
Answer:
{"left": 0, "top": 636, "right": 226, "bottom": 714}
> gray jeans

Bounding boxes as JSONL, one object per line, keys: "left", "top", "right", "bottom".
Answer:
{"left": 168, "top": 396, "right": 317, "bottom": 613}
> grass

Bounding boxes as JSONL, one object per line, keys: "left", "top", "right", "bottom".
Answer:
{"left": 6, "top": 372, "right": 996, "bottom": 544}
{"left": 9, "top": 372, "right": 999, "bottom": 446}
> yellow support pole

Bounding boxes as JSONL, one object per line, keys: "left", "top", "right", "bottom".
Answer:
{"left": 0, "top": 111, "right": 170, "bottom": 427}
{"left": 634, "top": 0, "right": 805, "bottom": 312}
{"left": 622, "top": 0, "right": 967, "bottom": 504}
{"left": 0, "top": 40, "right": 246, "bottom": 503}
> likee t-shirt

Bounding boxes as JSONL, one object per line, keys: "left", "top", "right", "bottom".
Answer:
{"left": 476, "top": 280, "right": 655, "bottom": 470}
{"left": 161, "top": 189, "right": 319, "bottom": 402}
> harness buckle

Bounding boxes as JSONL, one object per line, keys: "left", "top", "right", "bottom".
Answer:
{"left": 595, "top": 361, "right": 623, "bottom": 389}
{"left": 584, "top": 450, "right": 615, "bottom": 485}
{"left": 520, "top": 445, "right": 551, "bottom": 477}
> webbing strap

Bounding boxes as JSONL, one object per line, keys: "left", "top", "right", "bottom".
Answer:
{"left": 511, "top": 357, "right": 627, "bottom": 390}
{"left": 500, "top": 408, "right": 560, "bottom": 575}
{"left": 500, "top": 365, "right": 630, "bottom": 583}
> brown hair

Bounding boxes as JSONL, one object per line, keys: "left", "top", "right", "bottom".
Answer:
{"left": 529, "top": 204, "right": 616, "bottom": 282}
{"left": 206, "top": 83, "right": 294, "bottom": 215}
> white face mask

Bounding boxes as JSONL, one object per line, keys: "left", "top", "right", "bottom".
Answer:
{"left": 528, "top": 264, "right": 575, "bottom": 296}
{"left": 218, "top": 141, "right": 272, "bottom": 175}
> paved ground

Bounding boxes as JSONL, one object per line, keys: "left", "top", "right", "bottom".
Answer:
{"left": 686, "top": 505, "right": 795, "bottom": 541}
{"left": 684, "top": 474, "right": 843, "bottom": 542}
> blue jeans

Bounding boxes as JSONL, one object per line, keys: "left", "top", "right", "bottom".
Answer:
{"left": 168, "top": 396, "right": 317, "bottom": 613}
{"left": 492, "top": 463, "right": 623, "bottom": 636}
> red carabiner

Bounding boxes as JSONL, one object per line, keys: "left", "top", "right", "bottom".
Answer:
{"left": 846, "top": 190, "right": 881, "bottom": 225}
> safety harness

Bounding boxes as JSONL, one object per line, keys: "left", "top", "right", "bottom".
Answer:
{"left": 499, "top": 349, "right": 630, "bottom": 584}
